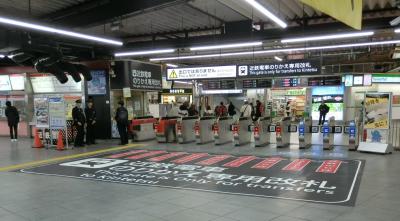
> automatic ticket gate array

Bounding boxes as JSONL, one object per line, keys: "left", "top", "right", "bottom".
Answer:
{"left": 155, "top": 117, "right": 178, "bottom": 143}
{"left": 253, "top": 117, "right": 272, "bottom": 147}
{"left": 232, "top": 117, "right": 252, "bottom": 146}
{"left": 276, "top": 117, "right": 291, "bottom": 148}
{"left": 213, "top": 117, "right": 234, "bottom": 145}
{"left": 176, "top": 116, "right": 198, "bottom": 144}
{"left": 129, "top": 116, "right": 157, "bottom": 141}
{"left": 195, "top": 116, "right": 215, "bottom": 144}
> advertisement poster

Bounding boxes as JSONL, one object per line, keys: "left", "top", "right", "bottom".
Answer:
{"left": 363, "top": 93, "right": 390, "bottom": 129}
{"left": 48, "top": 97, "right": 66, "bottom": 129}
{"left": 365, "top": 129, "right": 388, "bottom": 144}
{"left": 87, "top": 70, "right": 107, "bottom": 95}
{"left": 64, "top": 95, "right": 81, "bottom": 120}
{"left": 34, "top": 97, "right": 49, "bottom": 128}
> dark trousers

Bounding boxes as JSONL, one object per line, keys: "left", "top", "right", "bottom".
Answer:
{"left": 74, "top": 125, "right": 85, "bottom": 146}
{"left": 9, "top": 124, "right": 18, "bottom": 139}
{"left": 117, "top": 123, "right": 128, "bottom": 145}
{"left": 86, "top": 122, "right": 95, "bottom": 144}
{"left": 319, "top": 113, "right": 327, "bottom": 125}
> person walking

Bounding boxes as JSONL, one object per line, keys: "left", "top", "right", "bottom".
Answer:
{"left": 215, "top": 102, "right": 227, "bottom": 117}
{"left": 85, "top": 98, "right": 97, "bottom": 145}
{"left": 254, "top": 100, "right": 263, "bottom": 121}
{"left": 228, "top": 102, "right": 236, "bottom": 116}
{"left": 240, "top": 101, "right": 252, "bottom": 118}
{"left": 318, "top": 101, "right": 330, "bottom": 125}
{"left": 285, "top": 101, "right": 292, "bottom": 117}
{"left": 72, "top": 99, "right": 86, "bottom": 147}
{"left": 115, "top": 101, "right": 129, "bottom": 145}
{"left": 5, "top": 101, "right": 19, "bottom": 142}
{"left": 188, "top": 104, "right": 199, "bottom": 116}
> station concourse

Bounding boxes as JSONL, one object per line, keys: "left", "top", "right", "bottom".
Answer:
{"left": 0, "top": 0, "right": 400, "bottom": 221}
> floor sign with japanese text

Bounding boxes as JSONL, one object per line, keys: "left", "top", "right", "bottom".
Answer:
{"left": 19, "top": 149, "right": 364, "bottom": 206}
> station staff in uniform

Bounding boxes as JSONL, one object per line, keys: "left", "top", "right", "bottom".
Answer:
{"left": 72, "top": 99, "right": 86, "bottom": 147}
{"left": 85, "top": 98, "right": 97, "bottom": 145}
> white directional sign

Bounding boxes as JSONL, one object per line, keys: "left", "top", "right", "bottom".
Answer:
{"left": 167, "top": 66, "right": 236, "bottom": 80}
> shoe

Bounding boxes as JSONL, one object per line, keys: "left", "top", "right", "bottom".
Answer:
{"left": 14, "top": 139, "right": 17, "bottom": 142}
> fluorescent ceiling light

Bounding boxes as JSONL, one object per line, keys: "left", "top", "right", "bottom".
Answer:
{"left": 0, "top": 16, "right": 123, "bottom": 46}
{"left": 166, "top": 63, "right": 178, "bottom": 68}
{"left": 0, "top": 54, "right": 4, "bottom": 58}
{"left": 174, "top": 81, "right": 192, "bottom": 84}
{"left": 244, "top": 0, "right": 287, "bottom": 28}
{"left": 274, "top": 56, "right": 282, "bottom": 61}
{"left": 115, "top": 49, "right": 174, "bottom": 57}
{"left": 202, "top": 89, "right": 243, "bottom": 94}
{"left": 190, "top": 41, "right": 262, "bottom": 51}
{"left": 395, "top": 29, "right": 400, "bottom": 33}
{"left": 281, "top": 31, "right": 374, "bottom": 43}
{"left": 150, "top": 40, "right": 400, "bottom": 61}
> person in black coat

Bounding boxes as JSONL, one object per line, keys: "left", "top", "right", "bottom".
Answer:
{"left": 5, "top": 101, "right": 19, "bottom": 142}
{"left": 72, "top": 99, "right": 86, "bottom": 147}
{"left": 85, "top": 99, "right": 97, "bottom": 145}
{"left": 115, "top": 101, "right": 129, "bottom": 145}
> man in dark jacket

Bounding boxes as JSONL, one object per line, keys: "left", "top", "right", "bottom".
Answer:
{"left": 5, "top": 101, "right": 19, "bottom": 142}
{"left": 85, "top": 98, "right": 97, "bottom": 145}
{"left": 72, "top": 99, "right": 86, "bottom": 147}
{"left": 318, "top": 101, "right": 330, "bottom": 125}
{"left": 115, "top": 101, "right": 129, "bottom": 145}
{"left": 228, "top": 102, "right": 236, "bottom": 116}
{"left": 254, "top": 100, "right": 263, "bottom": 121}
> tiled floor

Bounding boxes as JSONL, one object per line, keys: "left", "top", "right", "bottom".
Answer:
{"left": 0, "top": 137, "right": 399, "bottom": 221}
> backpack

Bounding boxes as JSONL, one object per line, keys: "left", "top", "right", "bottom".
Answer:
{"left": 117, "top": 108, "right": 128, "bottom": 123}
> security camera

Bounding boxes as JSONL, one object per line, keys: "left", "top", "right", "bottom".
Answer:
{"left": 390, "top": 16, "right": 400, "bottom": 26}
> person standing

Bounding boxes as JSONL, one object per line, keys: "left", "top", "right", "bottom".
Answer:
{"left": 216, "top": 102, "right": 227, "bottom": 117}
{"left": 85, "top": 98, "right": 97, "bottom": 145}
{"left": 240, "top": 101, "right": 252, "bottom": 118}
{"left": 72, "top": 99, "right": 86, "bottom": 147}
{"left": 228, "top": 102, "right": 236, "bottom": 116}
{"left": 5, "top": 101, "right": 19, "bottom": 142}
{"left": 188, "top": 104, "right": 199, "bottom": 116}
{"left": 254, "top": 100, "right": 263, "bottom": 121}
{"left": 285, "top": 101, "right": 292, "bottom": 117}
{"left": 115, "top": 101, "right": 129, "bottom": 145}
{"left": 318, "top": 101, "right": 330, "bottom": 125}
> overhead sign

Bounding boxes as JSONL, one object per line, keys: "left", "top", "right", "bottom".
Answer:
{"left": 238, "top": 60, "right": 320, "bottom": 78}
{"left": 19, "top": 149, "right": 364, "bottom": 206}
{"left": 162, "top": 89, "right": 192, "bottom": 94}
{"left": 130, "top": 69, "right": 162, "bottom": 90}
{"left": 372, "top": 74, "right": 400, "bottom": 83}
{"left": 167, "top": 66, "right": 237, "bottom": 80}
{"left": 202, "top": 80, "right": 236, "bottom": 90}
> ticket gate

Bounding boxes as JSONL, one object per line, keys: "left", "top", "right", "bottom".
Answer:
{"left": 344, "top": 120, "right": 359, "bottom": 151}
{"left": 276, "top": 117, "right": 291, "bottom": 148}
{"left": 214, "top": 117, "right": 234, "bottom": 145}
{"left": 129, "top": 116, "right": 157, "bottom": 141}
{"left": 195, "top": 116, "right": 215, "bottom": 144}
{"left": 298, "top": 117, "right": 312, "bottom": 149}
{"left": 176, "top": 116, "right": 198, "bottom": 144}
{"left": 254, "top": 117, "right": 272, "bottom": 147}
{"left": 323, "top": 118, "right": 335, "bottom": 150}
{"left": 155, "top": 117, "right": 178, "bottom": 143}
{"left": 233, "top": 117, "right": 252, "bottom": 146}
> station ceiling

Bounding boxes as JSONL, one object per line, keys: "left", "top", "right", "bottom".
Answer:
{"left": 0, "top": 0, "right": 399, "bottom": 71}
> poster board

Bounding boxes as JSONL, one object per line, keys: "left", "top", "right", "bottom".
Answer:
{"left": 34, "top": 97, "right": 49, "bottom": 128}
{"left": 48, "top": 96, "right": 66, "bottom": 129}
{"left": 358, "top": 92, "right": 392, "bottom": 154}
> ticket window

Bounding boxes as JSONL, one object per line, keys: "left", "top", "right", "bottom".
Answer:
{"left": 162, "top": 94, "right": 191, "bottom": 104}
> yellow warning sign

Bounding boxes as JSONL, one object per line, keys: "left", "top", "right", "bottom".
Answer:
{"left": 169, "top": 70, "right": 177, "bottom": 79}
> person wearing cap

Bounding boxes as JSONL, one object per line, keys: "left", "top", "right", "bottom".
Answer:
{"left": 85, "top": 98, "right": 97, "bottom": 145}
{"left": 115, "top": 101, "right": 129, "bottom": 145}
{"left": 72, "top": 99, "right": 86, "bottom": 147}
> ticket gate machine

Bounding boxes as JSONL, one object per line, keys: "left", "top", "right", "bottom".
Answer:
{"left": 214, "top": 117, "right": 234, "bottom": 145}
{"left": 155, "top": 117, "right": 178, "bottom": 143}
{"left": 298, "top": 117, "right": 312, "bottom": 149}
{"left": 129, "top": 116, "right": 157, "bottom": 141}
{"left": 176, "top": 116, "right": 198, "bottom": 144}
{"left": 254, "top": 117, "right": 272, "bottom": 147}
{"left": 276, "top": 117, "right": 291, "bottom": 148}
{"left": 233, "top": 117, "right": 252, "bottom": 146}
{"left": 323, "top": 118, "right": 335, "bottom": 150}
{"left": 195, "top": 116, "right": 215, "bottom": 144}
{"left": 345, "top": 120, "right": 359, "bottom": 151}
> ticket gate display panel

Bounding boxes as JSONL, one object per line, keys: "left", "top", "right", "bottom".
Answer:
{"left": 276, "top": 117, "right": 291, "bottom": 148}
{"left": 214, "top": 117, "right": 234, "bottom": 145}
{"left": 195, "top": 116, "right": 215, "bottom": 144}
{"left": 130, "top": 116, "right": 157, "bottom": 141}
{"left": 156, "top": 117, "right": 178, "bottom": 143}
{"left": 298, "top": 118, "right": 312, "bottom": 149}
{"left": 254, "top": 117, "right": 272, "bottom": 147}
{"left": 177, "top": 116, "right": 198, "bottom": 144}
{"left": 233, "top": 117, "right": 252, "bottom": 146}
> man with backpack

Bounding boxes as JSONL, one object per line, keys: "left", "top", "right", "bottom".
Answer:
{"left": 318, "top": 101, "right": 330, "bottom": 125}
{"left": 115, "top": 101, "right": 129, "bottom": 145}
{"left": 215, "top": 102, "right": 227, "bottom": 117}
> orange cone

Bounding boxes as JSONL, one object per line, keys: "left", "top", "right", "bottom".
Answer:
{"left": 56, "top": 130, "right": 65, "bottom": 151}
{"left": 32, "top": 128, "right": 44, "bottom": 148}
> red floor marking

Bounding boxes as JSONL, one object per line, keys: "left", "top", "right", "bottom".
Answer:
{"left": 106, "top": 150, "right": 148, "bottom": 159}
{"left": 223, "top": 156, "right": 257, "bottom": 168}
{"left": 171, "top": 153, "right": 209, "bottom": 164}
{"left": 282, "top": 159, "right": 311, "bottom": 171}
{"left": 126, "top": 150, "right": 167, "bottom": 160}
{"left": 148, "top": 152, "right": 187, "bottom": 162}
{"left": 196, "top": 155, "right": 231, "bottom": 166}
{"left": 251, "top": 157, "right": 283, "bottom": 169}
{"left": 316, "top": 160, "right": 342, "bottom": 173}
